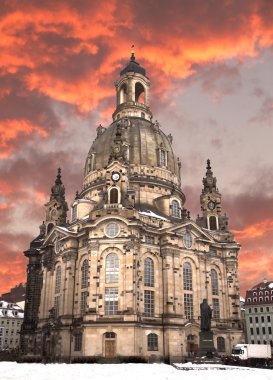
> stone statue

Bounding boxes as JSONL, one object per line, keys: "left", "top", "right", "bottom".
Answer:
{"left": 200, "top": 299, "right": 212, "bottom": 331}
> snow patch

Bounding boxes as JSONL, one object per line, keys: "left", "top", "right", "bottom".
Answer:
{"left": 139, "top": 210, "right": 168, "bottom": 221}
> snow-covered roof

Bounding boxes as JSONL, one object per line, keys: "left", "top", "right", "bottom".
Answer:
{"left": 250, "top": 279, "right": 273, "bottom": 290}
{"left": 57, "top": 226, "right": 77, "bottom": 233}
{"left": 139, "top": 210, "right": 168, "bottom": 221}
{"left": 0, "top": 300, "right": 8, "bottom": 308}
{"left": 0, "top": 301, "right": 24, "bottom": 318}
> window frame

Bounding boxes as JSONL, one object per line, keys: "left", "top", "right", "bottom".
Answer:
{"left": 183, "top": 262, "right": 192, "bottom": 291}
{"left": 105, "top": 253, "right": 119, "bottom": 284}
{"left": 144, "top": 258, "right": 154, "bottom": 287}
{"left": 147, "top": 333, "right": 158, "bottom": 351}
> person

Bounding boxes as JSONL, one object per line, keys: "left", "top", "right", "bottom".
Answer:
{"left": 200, "top": 299, "right": 212, "bottom": 331}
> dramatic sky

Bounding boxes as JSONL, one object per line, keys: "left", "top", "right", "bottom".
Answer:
{"left": 0, "top": 0, "right": 273, "bottom": 297}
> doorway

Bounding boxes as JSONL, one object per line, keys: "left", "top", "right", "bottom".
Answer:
{"left": 104, "top": 332, "right": 116, "bottom": 358}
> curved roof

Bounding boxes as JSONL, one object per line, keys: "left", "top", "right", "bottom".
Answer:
{"left": 85, "top": 118, "right": 179, "bottom": 179}
{"left": 120, "top": 54, "right": 146, "bottom": 76}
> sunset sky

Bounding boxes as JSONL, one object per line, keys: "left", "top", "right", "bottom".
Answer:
{"left": 0, "top": 0, "right": 273, "bottom": 297}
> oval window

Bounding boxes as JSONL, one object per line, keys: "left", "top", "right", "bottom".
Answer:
{"left": 183, "top": 232, "right": 192, "bottom": 249}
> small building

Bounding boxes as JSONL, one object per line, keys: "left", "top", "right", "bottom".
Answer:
{"left": 244, "top": 279, "right": 273, "bottom": 351}
{"left": 0, "top": 300, "right": 24, "bottom": 351}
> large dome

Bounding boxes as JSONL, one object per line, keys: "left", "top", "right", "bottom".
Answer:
{"left": 85, "top": 118, "right": 180, "bottom": 179}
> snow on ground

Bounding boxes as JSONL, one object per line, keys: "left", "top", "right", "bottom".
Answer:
{"left": 0, "top": 363, "right": 272, "bottom": 380}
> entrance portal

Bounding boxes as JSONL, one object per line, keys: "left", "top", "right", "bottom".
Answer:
{"left": 104, "top": 332, "right": 116, "bottom": 358}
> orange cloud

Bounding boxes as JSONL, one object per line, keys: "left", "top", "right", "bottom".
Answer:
{"left": 238, "top": 248, "right": 273, "bottom": 296}
{"left": 0, "top": 119, "right": 48, "bottom": 158}
{"left": 0, "top": 0, "right": 273, "bottom": 118}
{"left": 233, "top": 219, "right": 273, "bottom": 240}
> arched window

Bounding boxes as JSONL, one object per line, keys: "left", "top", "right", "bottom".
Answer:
{"left": 81, "top": 259, "right": 89, "bottom": 289}
{"left": 119, "top": 84, "right": 127, "bottom": 104}
{"left": 106, "top": 253, "right": 119, "bottom": 283}
{"left": 55, "top": 266, "right": 61, "bottom": 294}
{"left": 211, "top": 269, "right": 219, "bottom": 295}
{"left": 110, "top": 188, "right": 119, "bottom": 204}
{"left": 171, "top": 200, "right": 180, "bottom": 218}
{"left": 210, "top": 216, "right": 217, "bottom": 230}
{"left": 135, "top": 82, "right": 145, "bottom": 103}
{"left": 147, "top": 333, "right": 158, "bottom": 351}
{"left": 183, "top": 262, "right": 192, "bottom": 290}
{"left": 217, "top": 337, "right": 225, "bottom": 352}
{"left": 144, "top": 258, "right": 154, "bottom": 287}
{"left": 159, "top": 149, "right": 167, "bottom": 167}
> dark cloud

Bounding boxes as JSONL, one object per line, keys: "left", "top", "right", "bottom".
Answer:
{"left": 1, "top": 0, "right": 273, "bottom": 296}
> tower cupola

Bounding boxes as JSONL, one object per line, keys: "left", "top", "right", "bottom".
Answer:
{"left": 44, "top": 168, "right": 68, "bottom": 234}
{"left": 196, "top": 160, "right": 229, "bottom": 232}
{"left": 113, "top": 46, "right": 152, "bottom": 121}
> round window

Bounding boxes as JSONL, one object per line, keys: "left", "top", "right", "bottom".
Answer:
{"left": 183, "top": 232, "right": 192, "bottom": 249}
{"left": 105, "top": 222, "right": 120, "bottom": 238}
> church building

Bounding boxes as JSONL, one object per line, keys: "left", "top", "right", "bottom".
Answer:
{"left": 20, "top": 51, "right": 244, "bottom": 362}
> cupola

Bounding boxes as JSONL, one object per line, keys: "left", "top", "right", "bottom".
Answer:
{"left": 112, "top": 46, "right": 152, "bottom": 121}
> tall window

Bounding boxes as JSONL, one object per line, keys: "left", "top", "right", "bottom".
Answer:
{"left": 147, "top": 333, "right": 158, "bottom": 351}
{"left": 144, "top": 258, "right": 154, "bottom": 287}
{"left": 54, "top": 295, "right": 60, "bottom": 317}
{"left": 212, "top": 298, "right": 220, "bottom": 319}
{"left": 159, "top": 149, "right": 167, "bottom": 167}
{"left": 210, "top": 216, "right": 217, "bottom": 230}
{"left": 183, "top": 262, "right": 192, "bottom": 290}
{"left": 171, "top": 200, "right": 180, "bottom": 218}
{"left": 80, "top": 291, "right": 88, "bottom": 315}
{"left": 105, "top": 288, "right": 118, "bottom": 315}
{"left": 74, "top": 333, "right": 82, "bottom": 351}
{"left": 217, "top": 337, "right": 225, "bottom": 352}
{"left": 110, "top": 188, "right": 118, "bottom": 203}
{"left": 55, "top": 266, "right": 61, "bottom": 294}
{"left": 119, "top": 83, "right": 127, "bottom": 104}
{"left": 184, "top": 293, "right": 194, "bottom": 319}
{"left": 144, "top": 290, "right": 154, "bottom": 316}
{"left": 211, "top": 269, "right": 219, "bottom": 295}
{"left": 135, "top": 82, "right": 145, "bottom": 103}
{"left": 87, "top": 153, "right": 95, "bottom": 172}
{"left": 81, "top": 259, "right": 89, "bottom": 289}
{"left": 106, "top": 253, "right": 119, "bottom": 283}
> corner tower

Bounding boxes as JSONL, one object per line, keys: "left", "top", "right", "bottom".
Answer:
{"left": 196, "top": 159, "right": 229, "bottom": 232}
{"left": 44, "top": 168, "right": 68, "bottom": 234}
{"left": 113, "top": 48, "right": 152, "bottom": 121}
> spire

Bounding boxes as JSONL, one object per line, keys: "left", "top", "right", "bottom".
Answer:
{"left": 202, "top": 159, "right": 217, "bottom": 193}
{"left": 206, "top": 159, "right": 211, "bottom": 172}
{"left": 55, "top": 167, "right": 62, "bottom": 185}
{"left": 130, "top": 44, "right": 135, "bottom": 61}
{"left": 45, "top": 168, "right": 68, "bottom": 232}
{"left": 120, "top": 45, "right": 146, "bottom": 76}
{"left": 51, "top": 168, "right": 65, "bottom": 201}
{"left": 196, "top": 160, "right": 230, "bottom": 233}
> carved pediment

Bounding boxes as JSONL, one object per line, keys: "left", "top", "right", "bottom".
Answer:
{"left": 164, "top": 221, "right": 214, "bottom": 243}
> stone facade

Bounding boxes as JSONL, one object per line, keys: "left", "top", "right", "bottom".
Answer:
{"left": 244, "top": 279, "right": 273, "bottom": 352}
{"left": 20, "top": 52, "right": 244, "bottom": 362}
